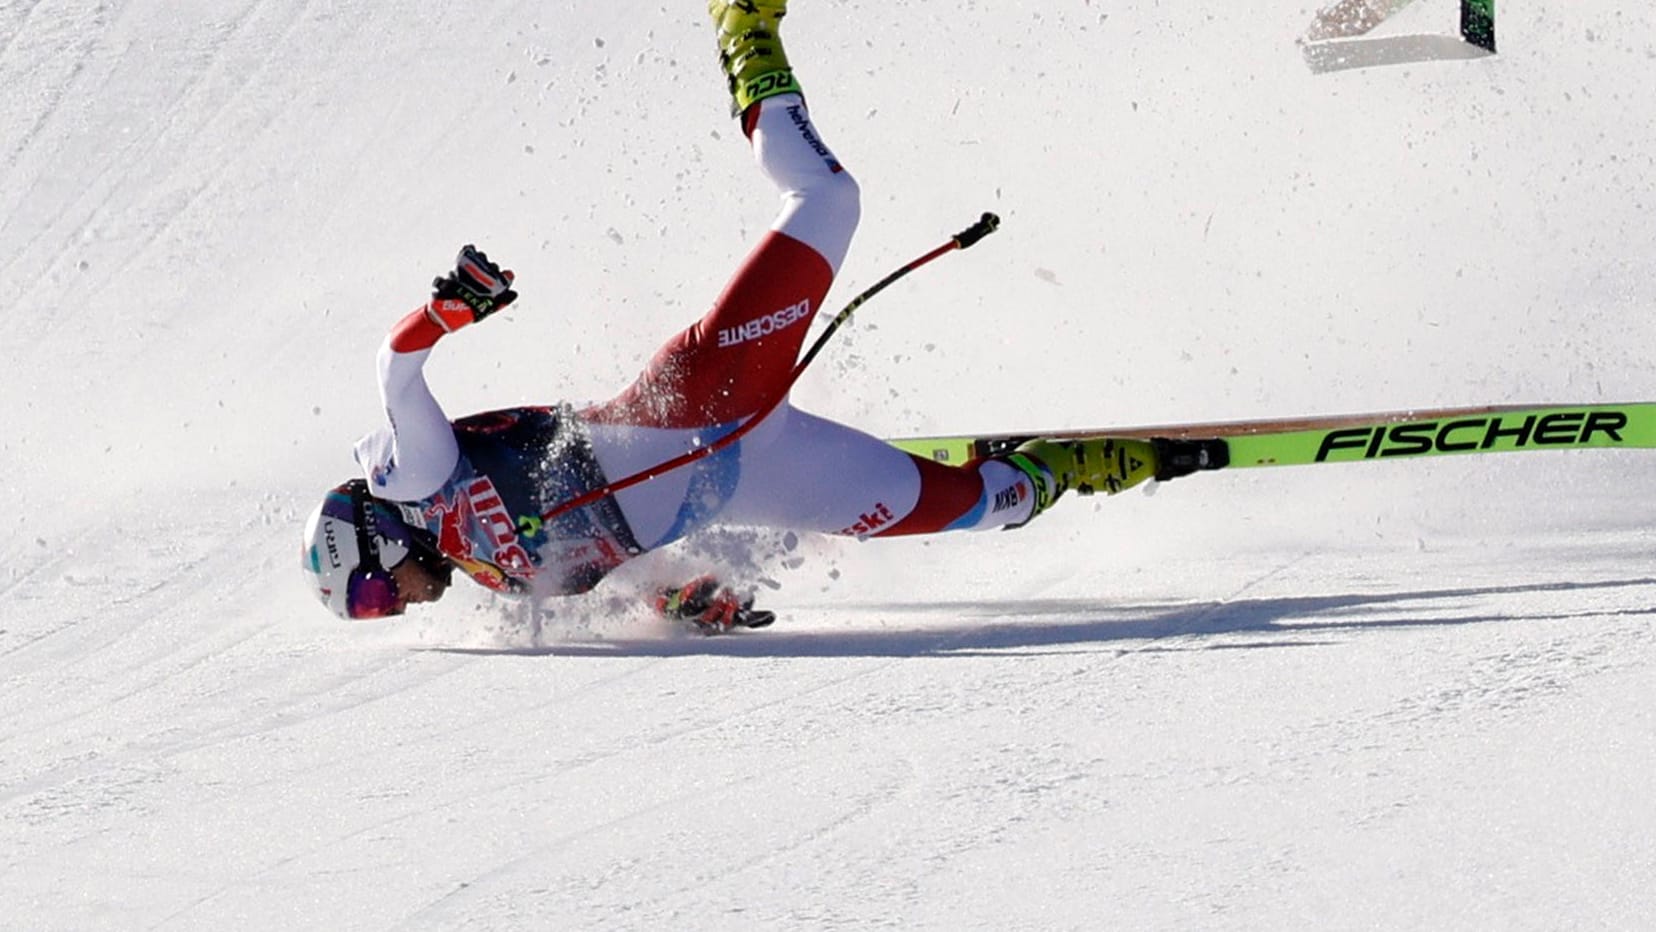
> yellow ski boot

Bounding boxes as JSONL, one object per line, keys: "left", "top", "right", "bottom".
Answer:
{"left": 1004, "top": 437, "right": 1162, "bottom": 524}
{"left": 709, "top": 0, "right": 799, "bottom": 114}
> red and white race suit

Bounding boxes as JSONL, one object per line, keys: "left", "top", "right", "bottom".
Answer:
{"left": 354, "top": 94, "right": 1039, "bottom": 594}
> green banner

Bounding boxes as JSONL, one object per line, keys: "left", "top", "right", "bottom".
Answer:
{"left": 1461, "top": 0, "right": 1495, "bottom": 51}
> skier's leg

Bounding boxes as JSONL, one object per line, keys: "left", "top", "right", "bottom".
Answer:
{"left": 582, "top": 7, "right": 859, "bottom": 544}
{"left": 717, "top": 407, "right": 1046, "bottom": 536}
{"left": 580, "top": 138, "right": 847, "bottom": 544}
{"left": 584, "top": 95, "right": 856, "bottom": 429}
{"left": 584, "top": 3, "right": 857, "bottom": 430}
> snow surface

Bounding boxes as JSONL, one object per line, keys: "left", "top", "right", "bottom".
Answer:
{"left": 5, "top": 1, "right": 1656, "bottom": 928}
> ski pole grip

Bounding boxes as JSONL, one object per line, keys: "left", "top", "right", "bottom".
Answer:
{"left": 953, "top": 212, "right": 1001, "bottom": 250}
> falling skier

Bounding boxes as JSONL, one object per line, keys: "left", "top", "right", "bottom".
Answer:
{"left": 300, "top": 0, "right": 1158, "bottom": 631}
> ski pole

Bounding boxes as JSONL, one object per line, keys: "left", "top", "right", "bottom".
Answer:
{"left": 540, "top": 212, "right": 1002, "bottom": 524}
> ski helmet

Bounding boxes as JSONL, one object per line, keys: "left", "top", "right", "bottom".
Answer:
{"left": 300, "top": 479, "right": 421, "bottom": 619}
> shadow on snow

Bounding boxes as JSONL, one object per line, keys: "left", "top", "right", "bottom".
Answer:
{"left": 1301, "top": 34, "right": 1494, "bottom": 75}
{"left": 421, "top": 576, "right": 1656, "bottom": 660}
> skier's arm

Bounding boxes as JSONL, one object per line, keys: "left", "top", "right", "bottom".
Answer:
{"left": 352, "top": 322, "right": 459, "bottom": 502}
{"left": 354, "top": 246, "right": 518, "bottom": 501}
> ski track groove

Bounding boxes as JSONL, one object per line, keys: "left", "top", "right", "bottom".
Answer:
{"left": 0, "top": 541, "right": 218, "bottom": 720}
{"left": 6, "top": 579, "right": 673, "bottom": 828}
{"left": 0, "top": 0, "right": 132, "bottom": 313}
{"left": 231, "top": 650, "right": 717, "bottom": 802}
{"left": 394, "top": 754, "right": 923, "bottom": 930}
{"left": 389, "top": 599, "right": 1153, "bottom": 927}
{"left": 48, "top": 0, "right": 253, "bottom": 322}
{"left": 0, "top": 647, "right": 480, "bottom": 813}
{"left": 644, "top": 754, "right": 928, "bottom": 925}
{"left": 0, "top": 526, "right": 446, "bottom": 811}
{"left": 2, "top": 654, "right": 493, "bottom": 895}
{"left": 142, "top": 664, "right": 716, "bottom": 928}
{"left": 0, "top": 61, "right": 82, "bottom": 218}
{"left": 1219, "top": 577, "right": 1656, "bottom": 835}
{"left": 1108, "top": 550, "right": 1320, "bottom": 657}
{"left": 85, "top": 0, "right": 299, "bottom": 298}
{"left": 0, "top": 0, "right": 80, "bottom": 174}
{"left": 373, "top": 547, "right": 1333, "bottom": 918}
{"left": 0, "top": 0, "right": 46, "bottom": 64}
{"left": 1371, "top": 592, "right": 1656, "bottom": 733}
{"left": 153, "top": 640, "right": 937, "bottom": 928}
{"left": 224, "top": 651, "right": 670, "bottom": 797}
{"left": 379, "top": 630, "right": 1047, "bottom": 925}
{"left": 0, "top": 531, "right": 110, "bottom": 666}
{"left": 4, "top": 0, "right": 298, "bottom": 347}
{"left": 17, "top": 541, "right": 1636, "bottom": 919}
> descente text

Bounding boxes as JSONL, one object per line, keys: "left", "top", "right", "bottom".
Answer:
{"left": 717, "top": 299, "right": 812, "bottom": 348}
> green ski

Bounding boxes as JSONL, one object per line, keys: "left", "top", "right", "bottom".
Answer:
{"left": 889, "top": 402, "right": 1656, "bottom": 482}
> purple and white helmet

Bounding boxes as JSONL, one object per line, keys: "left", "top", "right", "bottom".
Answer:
{"left": 300, "top": 480, "right": 418, "bottom": 619}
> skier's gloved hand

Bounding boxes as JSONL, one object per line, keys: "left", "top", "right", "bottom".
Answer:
{"left": 425, "top": 244, "right": 518, "bottom": 333}
{"left": 654, "top": 574, "right": 774, "bottom": 634}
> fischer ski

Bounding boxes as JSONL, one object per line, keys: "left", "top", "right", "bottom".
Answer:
{"left": 888, "top": 402, "right": 1656, "bottom": 482}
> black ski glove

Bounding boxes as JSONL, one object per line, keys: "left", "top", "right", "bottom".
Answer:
{"left": 426, "top": 244, "right": 518, "bottom": 332}
{"left": 654, "top": 575, "right": 776, "bottom": 634}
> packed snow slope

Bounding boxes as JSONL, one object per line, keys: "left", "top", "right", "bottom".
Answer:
{"left": 5, "top": 1, "right": 1656, "bottom": 928}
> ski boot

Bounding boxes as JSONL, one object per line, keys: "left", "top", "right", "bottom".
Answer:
{"left": 1003, "top": 437, "right": 1161, "bottom": 525}
{"left": 655, "top": 574, "right": 776, "bottom": 635}
{"left": 709, "top": 0, "right": 799, "bottom": 115}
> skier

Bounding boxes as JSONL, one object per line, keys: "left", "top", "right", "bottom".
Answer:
{"left": 300, "top": 0, "right": 1160, "bottom": 631}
